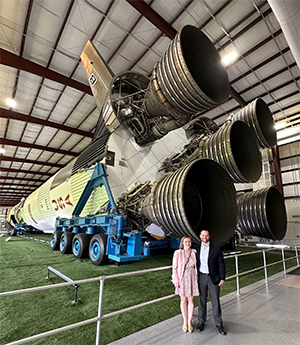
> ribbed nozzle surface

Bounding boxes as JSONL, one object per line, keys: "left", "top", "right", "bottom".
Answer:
{"left": 141, "top": 159, "right": 237, "bottom": 245}
{"left": 144, "top": 25, "right": 230, "bottom": 118}
{"left": 233, "top": 98, "right": 277, "bottom": 148}
{"left": 237, "top": 186, "right": 287, "bottom": 240}
{"left": 199, "top": 121, "right": 262, "bottom": 183}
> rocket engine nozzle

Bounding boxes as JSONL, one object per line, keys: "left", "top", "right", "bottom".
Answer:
{"left": 231, "top": 98, "right": 277, "bottom": 148}
{"left": 198, "top": 120, "right": 262, "bottom": 183}
{"left": 141, "top": 159, "right": 237, "bottom": 245}
{"left": 237, "top": 186, "right": 287, "bottom": 241}
{"left": 109, "top": 25, "right": 230, "bottom": 145}
{"left": 144, "top": 25, "right": 230, "bottom": 119}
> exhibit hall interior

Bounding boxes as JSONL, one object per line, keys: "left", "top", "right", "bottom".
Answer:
{"left": 0, "top": 0, "right": 299, "bottom": 344}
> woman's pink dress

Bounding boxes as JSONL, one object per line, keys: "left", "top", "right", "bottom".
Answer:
{"left": 175, "top": 250, "right": 199, "bottom": 297}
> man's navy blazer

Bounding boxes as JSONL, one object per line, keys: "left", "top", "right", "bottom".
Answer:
{"left": 193, "top": 242, "right": 226, "bottom": 285}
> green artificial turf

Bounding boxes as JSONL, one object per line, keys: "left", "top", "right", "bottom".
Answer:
{"left": 0, "top": 234, "right": 297, "bottom": 345}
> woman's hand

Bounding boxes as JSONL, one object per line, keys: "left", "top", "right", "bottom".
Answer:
{"left": 175, "top": 282, "right": 180, "bottom": 288}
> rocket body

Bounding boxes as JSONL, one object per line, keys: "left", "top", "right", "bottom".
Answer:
{"left": 8, "top": 125, "right": 189, "bottom": 232}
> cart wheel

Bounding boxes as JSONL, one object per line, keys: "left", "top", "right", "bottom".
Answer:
{"left": 60, "top": 232, "right": 74, "bottom": 254}
{"left": 89, "top": 234, "right": 108, "bottom": 266}
{"left": 51, "top": 231, "right": 62, "bottom": 250}
{"left": 72, "top": 233, "right": 90, "bottom": 259}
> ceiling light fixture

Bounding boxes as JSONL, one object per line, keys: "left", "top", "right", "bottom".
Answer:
{"left": 277, "top": 133, "right": 300, "bottom": 146}
{"left": 274, "top": 121, "right": 287, "bottom": 130}
{"left": 222, "top": 51, "right": 238, "bottom": 66}
{"left": 6, "top": 98, "right": 16, "bottom": 108}
{"left": 277, "top": 125, "right": 300, "bottom": 146}
{"left": 0, "top": 148, "right": 5, "bottom": 154}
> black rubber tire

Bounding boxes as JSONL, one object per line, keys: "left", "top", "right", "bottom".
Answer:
{"left": 6, "top": 222, "right": 12, "bottom": 235}
{"left": 51, "top": 231, "right": 62, "bottom": 250}
{"left": 89, "top": 234, "right": 108, "bottom": 266}
{"left": 10, "top": 227, "right": 17, "bottom": 236}
{"left": 60, "top": 232, "right": 74, "bottom": 254}
{"left": 72, "top": 233, "right": 90, "bottom": 259}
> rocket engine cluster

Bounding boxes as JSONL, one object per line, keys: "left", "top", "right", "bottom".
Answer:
{"left": 7, "top": 25, "right": 287, "bottom": 246}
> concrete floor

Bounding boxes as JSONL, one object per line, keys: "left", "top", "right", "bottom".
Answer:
{"left": 108, "top": 268, "right": 300, "bottom": 345}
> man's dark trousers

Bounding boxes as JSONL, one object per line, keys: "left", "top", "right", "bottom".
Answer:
{"left": 198, "top": 272, "right": 222, "bottom": 326}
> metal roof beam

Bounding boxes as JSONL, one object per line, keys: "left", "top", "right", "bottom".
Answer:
{"left": 230, "top": 47, "right": 290, "bottom": 84}
{"left": 0, "top": 167, "right": 53, "bottom": 177}
{"left": 0, "top": 139, "right": 79, "bottom": 157}
{"left": 0, "top": 192, "right": 31, "bottom": 197}
{"left": 239, "top": 65, "right": 299, "bottom": 95}
{"left": 0, "top": 156, "right": 65, "bottom": 168}
{"left": 218, "top": 7, "right": 273, "bottom": 51}
{"left": 229, "top": 87, "right": 247, "bottom": 106}
{"left": 0, "top": 201, "right": 24, "bottom": 207}
{"left": 0, "top": 187, "right": 36, "bottom": 191}
{"left": 0, "top": 177, "right": 43, "bottom": 183}
{"left": 0, "top": 108, "right": 93, "bottom": 138}
{"left": 126, "top": 0, "right": 245, "bottom": 106}
{"left": 0, "top": 48, "right": 92, "bottom": 95}
{"left": 11, "top": 0, "right": 34, "bottom": 101}
{"left": 126, "top": 0, "right": 177, "bottom": 39}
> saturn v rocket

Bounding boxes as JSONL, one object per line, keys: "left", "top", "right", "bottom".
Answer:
{"left": 7, "top": 25, "right": 287, "bottom": 245}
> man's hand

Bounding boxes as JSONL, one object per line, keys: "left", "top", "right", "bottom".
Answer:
{"left": 218, "top": 279, "right": 225, "bottom": 286}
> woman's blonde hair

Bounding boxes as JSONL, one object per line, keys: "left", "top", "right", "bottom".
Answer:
{"left": 179, "top": 236, "right": 191, "bottom": 249}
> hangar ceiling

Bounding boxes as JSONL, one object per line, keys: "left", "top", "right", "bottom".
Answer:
{"left": 0, "top": 0, "right": 300, "bottom": 211}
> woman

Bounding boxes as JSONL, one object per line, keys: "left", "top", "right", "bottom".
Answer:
{"left": 172, "top": 236, "right": 199, "bottom": 333}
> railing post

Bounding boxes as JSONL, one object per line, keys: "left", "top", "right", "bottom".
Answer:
{"left": 281, "top": 248, "right": 286, "bottom": 275}
{"left": 262, "top": 249, "right": 268, "bottom": 285}
{"left": 295, "top": 246, "right": 299, "bottom": 267}
{"left": 95, "top": 276, "right": 105, "bottom": 345}
{"left": 235, "top": 254, "right": 240, "bottom": 296}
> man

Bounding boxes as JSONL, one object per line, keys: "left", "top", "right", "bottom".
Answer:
{"left": 194, "top": 230, "right": 227, "bottom": 335}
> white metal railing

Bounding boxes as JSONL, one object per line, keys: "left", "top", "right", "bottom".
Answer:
{"left": 0, "top": 245, "right": 299, "bottom": 345}
{"left": 224, "top": 244, "right": 300, "bottom": 295}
